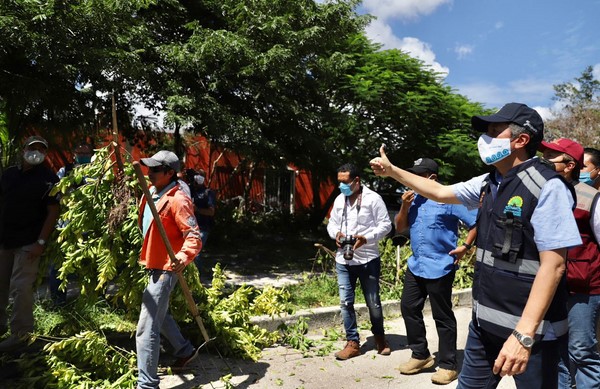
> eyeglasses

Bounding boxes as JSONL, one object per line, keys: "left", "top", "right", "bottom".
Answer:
{"left": 149, "top": 166, "right": 169, "bottom": 173}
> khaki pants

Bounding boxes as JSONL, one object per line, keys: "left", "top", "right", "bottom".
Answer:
{"left": 0, "top": 245, "right": 41, "bottom": 335}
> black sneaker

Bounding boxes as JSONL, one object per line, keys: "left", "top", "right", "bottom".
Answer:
{"left": 171, "top": 347, "right": 200, "bottom": 370}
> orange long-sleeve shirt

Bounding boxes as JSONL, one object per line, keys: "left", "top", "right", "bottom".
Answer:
{"left": 138, "top": 184, "right": 202, "bottom": 270}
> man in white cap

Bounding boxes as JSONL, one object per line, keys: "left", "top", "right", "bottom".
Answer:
{"left": 0, "top": 135, "right": 60, "bottom": 352}
{"left": 136, "top": 150, "right": 202, "bottom": 389}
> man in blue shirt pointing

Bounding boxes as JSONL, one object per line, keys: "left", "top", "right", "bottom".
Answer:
{"left": 395, "top": 157, "right": 477, "bottom": 385}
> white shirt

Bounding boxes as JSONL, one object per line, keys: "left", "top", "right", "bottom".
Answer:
{"left": 327, "top": 185, "right": 392, "bottom": 265}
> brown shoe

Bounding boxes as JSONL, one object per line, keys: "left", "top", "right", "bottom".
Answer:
{"left": 431, "top": 368, "right": 458, "bottom": 385}
{"left": 334, "top": 340, "right": 361, "bottom": 360}
{"left": 374, "top": 335, "right": 391, "bottom": 355}
{"left": 398, "top": 356, "right": 435, "bottom": 374}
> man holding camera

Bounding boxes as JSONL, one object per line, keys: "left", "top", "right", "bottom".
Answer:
{"left": 327, "top": 163, "right": 392, "bottom": 360}
{"left": 395, "top": 158, "right": 477, "bottom": 385}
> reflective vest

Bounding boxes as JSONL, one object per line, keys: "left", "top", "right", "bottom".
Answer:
{"left": 567, "top": 181, "right": 600, "bottom": 294}
{"left": 474, "top": 158, "right": 573, "bottom": 340}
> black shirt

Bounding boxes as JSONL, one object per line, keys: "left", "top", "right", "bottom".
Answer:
{"left": 0, "top": 164, "right": 59, "bottom": 248}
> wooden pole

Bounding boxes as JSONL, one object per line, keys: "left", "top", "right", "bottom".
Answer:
{"left": 133, "top": 162, "right": 210, "bottom": 343}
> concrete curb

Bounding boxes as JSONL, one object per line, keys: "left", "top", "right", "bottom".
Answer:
{"left": 251, "top": 288, "right": 472, "bottom": 332}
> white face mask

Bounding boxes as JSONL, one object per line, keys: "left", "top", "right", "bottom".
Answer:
{"left": 477, "top": 134, "right": 511, "bottom": 165}
{"left": 194, "top": 175, "right": 205, "bottom": 185}
{"left": 23, "top": 150, "right": 46, "bottom": 165}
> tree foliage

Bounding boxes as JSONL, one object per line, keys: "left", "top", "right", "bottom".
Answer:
{"left": 547, "top": 66, "right": 600, "bottom": 147}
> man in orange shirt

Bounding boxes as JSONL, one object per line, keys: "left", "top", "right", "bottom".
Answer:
{"left": 136, "top": 150, "right": 202, "bottom": 389}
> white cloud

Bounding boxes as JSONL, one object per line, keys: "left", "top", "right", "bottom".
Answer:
{"left": 532, "top": 106, "right": 555, "bottom": 121}
{"left": 362, "top": 0, "right": 452, "bottom": 22}
{"left": 494, "top": 21, "right": 504, "bottom": 30}
{"left": 455, "top": 79, "right": 562, "bottom": 120}
{"left": 593, "top": 63, "right": 600, "bottom": 80}
{"left": 455, "top": 78, "right": 555, "bottom": 107}
{"left": 454, "top": 44, "right": 473, "bottom": 59}
{"left": 365, "top": 20, "right": 449, "bottom": 76}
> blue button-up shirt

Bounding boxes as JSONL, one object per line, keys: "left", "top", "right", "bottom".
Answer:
{"left": 406, "top": 194, "right": 477, "bottom": 279}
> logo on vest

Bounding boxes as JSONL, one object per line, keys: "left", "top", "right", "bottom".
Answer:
{"left": 504, "top": 196, "right": 523, "bottom": 217}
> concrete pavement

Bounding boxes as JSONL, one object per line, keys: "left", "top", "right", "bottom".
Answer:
{"left": 160, "top": 297, "right": 518, "bottom": 389}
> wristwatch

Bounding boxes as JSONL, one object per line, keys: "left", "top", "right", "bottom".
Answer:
{"left": 462, "top": 242, "right": 473, "bottom": 250}
{"left": 37, "top": 239, "right": 46, "bottom": 246}
{"left": 512, "top": 329, "right": 534, "bottom": 348}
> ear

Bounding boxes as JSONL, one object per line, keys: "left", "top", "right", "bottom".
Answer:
{"left": 511, "top": 132, "right": 530, "bottom": 151}
{"left": 564, "top": 161, "right": 577, "bottom": 175}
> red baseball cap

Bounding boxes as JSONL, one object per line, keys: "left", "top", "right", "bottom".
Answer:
{"left": 539, "top": 138, "right": 584, "bottom": 167}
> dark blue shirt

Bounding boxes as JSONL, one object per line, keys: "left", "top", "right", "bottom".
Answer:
{"left": 192, "top": 186, "right": 216, "bottom": 231}
{"left": 407, "top": 194, "right": 477, "bottom": 279}
{"left": 0, "top": 164, "right": 59, "bottom": 248}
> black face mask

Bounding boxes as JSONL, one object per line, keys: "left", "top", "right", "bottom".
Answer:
{"left": 540, "top": 158, "right": 557, "bottom": 171}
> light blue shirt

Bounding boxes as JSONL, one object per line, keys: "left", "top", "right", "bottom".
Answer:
{"left": 452, "top": 163, "right": 582, "bottom": 341}
{"left": 142, "top": 181, "right": 177, "bottom": 237}
{"left": 407, "top": 194, "right": 477, "bottom": 279}
{"left": 452, "top": 170, "right": 582, "bottom": 251}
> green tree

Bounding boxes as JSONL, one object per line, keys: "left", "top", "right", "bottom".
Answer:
{"left": 547, "top": 66, "right": 600, "bottom": 146}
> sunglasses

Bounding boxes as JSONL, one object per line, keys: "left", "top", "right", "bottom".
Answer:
{"left": 149, "top": 166, "right": 170, "bottom": 173}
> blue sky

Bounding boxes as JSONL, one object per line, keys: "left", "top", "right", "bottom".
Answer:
{"left": 359, "top": 0, "right": 600, "bottom": 119}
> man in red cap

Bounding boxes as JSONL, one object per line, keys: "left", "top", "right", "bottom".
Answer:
{"left": 540, "top": 138, "right": 600, "bottom": 389}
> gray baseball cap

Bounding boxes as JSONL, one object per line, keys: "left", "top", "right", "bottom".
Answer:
{"left": 24, "top": 135, "right": 49, "bottom": 149}
{"left": 140, "top": 150, "right": 181, "bottom": 172}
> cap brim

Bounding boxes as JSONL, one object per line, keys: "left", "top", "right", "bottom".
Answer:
{"left": 26, "top": 140, "right": 48, "bottom": 148}
{"left": 539, "top": 141, "right": 566, "bottom": 154}
{"left": 472, "top": 113, "right": 515, "bottom": 132}
{"left": 407, "top": 166, "right": 430, "bottom": 175}
{"left": 140, "top": 158, "right": 162, "bottom": 167}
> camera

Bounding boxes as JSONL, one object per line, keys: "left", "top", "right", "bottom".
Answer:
{"left": 339, "top": 235, "right": 357, "bottom": 261}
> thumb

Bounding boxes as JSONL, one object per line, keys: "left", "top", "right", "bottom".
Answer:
{"left": 379, "top": 144, "right": 387, "bottom": 158}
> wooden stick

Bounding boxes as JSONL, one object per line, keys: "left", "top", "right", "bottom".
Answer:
{"left": 133, "top": 162, "right": 210, "bottom": 343}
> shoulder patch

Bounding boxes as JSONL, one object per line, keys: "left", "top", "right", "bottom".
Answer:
{"left": 187, "top": 216, "right": 198, "bottom": 227}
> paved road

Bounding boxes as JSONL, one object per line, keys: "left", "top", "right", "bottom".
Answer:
{"left": 160, "top": 305, "right": 517, "bottom": 389}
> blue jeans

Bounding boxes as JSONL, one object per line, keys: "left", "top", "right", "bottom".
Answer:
{"left": 458, "top": 318, "right": 562, "bottom": 389}
{"left": 136, "top": 270, "right": 195, "bottom": 389}
{"left": 558, "top": 293, "right": 600, "bottom": 389}
{"left": 336, "top": 258, "right": 384, "bottom": 342}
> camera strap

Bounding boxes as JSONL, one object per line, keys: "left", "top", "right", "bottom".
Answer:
{"left": 341, "top": 190, "right": 362, "bottom": 236}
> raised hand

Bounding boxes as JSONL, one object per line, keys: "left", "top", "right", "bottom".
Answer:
{"left": 370, "top": 144, "right": 392, "bottom": 177}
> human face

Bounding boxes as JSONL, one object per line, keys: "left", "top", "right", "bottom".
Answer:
{"left": 23, "top": 143, "right": 48, "bottom": 167}
{"left": 486, "top": 122, "right": 512, "bottom": 139}
{"left": 583, "top": 153, "right": 599, "bottom": 176}
{"left": 542, "top": 150, "right": 575, "bottom": 177}
{"left": 148, "top": 165, "right": 174, "bottom": 191}
{"left": 337, "top": 171, "right": 358, "bottom": 196}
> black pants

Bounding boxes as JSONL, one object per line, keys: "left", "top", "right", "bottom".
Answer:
{"left": 401, "top": 268, "right": 457, "bottom": 370}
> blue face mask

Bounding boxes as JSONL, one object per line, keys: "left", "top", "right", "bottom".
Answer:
{"left": 580, "top": 171, "right": 598, "bottom": 186}
{"left": 75, "top": 155, "right": 92, "bottom": 165}
{"left": 339, "top": 181, "right": 354, "bottom": 197}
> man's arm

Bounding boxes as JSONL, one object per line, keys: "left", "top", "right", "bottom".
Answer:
{"left": 370, "top": 145, "right": 460, "bottom": 204}
{"left": 449, "top": 226, "right": 477, "bottom": 264}
{"left": 172, "top": 193, "right": 202, "bottom": 272}
{"left": 493, "top": 248, "right": 566, "bottom": 377}
{"left": 29, "top": 203, "right": 60, "bottom": 258}
{"left": 326, "top": 197, "right": 342, "bottom": 241}
{"left": 394, "top": 190, "right": 414, "bottom": 234}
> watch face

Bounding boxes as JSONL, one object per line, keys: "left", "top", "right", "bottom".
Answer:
{"left": 522, "top": 336, "right": 534, "bottom": 347}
